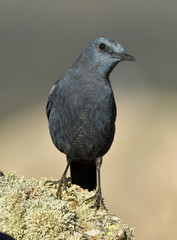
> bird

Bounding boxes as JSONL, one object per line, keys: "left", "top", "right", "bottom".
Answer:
{"left": 46, "top": 37, "right": 135, "bottom": 207}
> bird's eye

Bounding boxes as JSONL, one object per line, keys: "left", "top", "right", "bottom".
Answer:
{"left": 99, "top": 43, "right": 106, "bottom": 50}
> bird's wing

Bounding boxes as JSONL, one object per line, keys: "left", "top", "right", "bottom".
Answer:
{"left": 46, "top": 80, "right": 60, "bottom": 120}
{"left": 46, "top": 96, "right": 51, "bottom": 120}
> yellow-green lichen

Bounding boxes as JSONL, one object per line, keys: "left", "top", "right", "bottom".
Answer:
{"left": 0, "top": 172, "right": 134, "bottom": 240}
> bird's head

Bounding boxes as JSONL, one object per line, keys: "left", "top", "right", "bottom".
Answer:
{"left": 76, "top": 37, "right": 135, "bottom": 78}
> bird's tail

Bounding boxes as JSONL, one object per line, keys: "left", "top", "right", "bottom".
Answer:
{"left": 70, "top": 160, "right": 96, "bottom": 191}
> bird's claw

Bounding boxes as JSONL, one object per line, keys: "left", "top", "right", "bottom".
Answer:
{"left": 56, "top": 176, "right": 71, "bottom": 199}
{"left": 44, "top": 176, "right": 71, "bottom": 199}
{"left": 83, "top": 189, "right": 107, "bottom": 210}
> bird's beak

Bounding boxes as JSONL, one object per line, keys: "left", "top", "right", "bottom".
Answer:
{"left": 113, "top": 52, "right": 136, "bottom": 61}
{"left": 121, "top": 52, "right": 136, "bottom": 61}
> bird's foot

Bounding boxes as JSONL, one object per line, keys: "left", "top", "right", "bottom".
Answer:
{"left": 44, "top": 176, "right": 71, "bottom": 199}
{"left": 56, "top": 175, "right": 71, "bottom": 199}
{"left": 83, "top": 189, "right": 107, "bottom": 210}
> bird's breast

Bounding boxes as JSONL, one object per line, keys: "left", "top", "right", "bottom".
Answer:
{"left": 49, "top": 79, "right": 116, "bottom": 159}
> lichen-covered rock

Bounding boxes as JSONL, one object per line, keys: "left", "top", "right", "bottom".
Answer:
{"left": 0, "top": 172, "right": 134, "bottom": 240}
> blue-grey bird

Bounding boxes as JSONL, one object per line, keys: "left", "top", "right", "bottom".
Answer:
{"left": 46, "top": 37, "right": 135, "bottom": 207}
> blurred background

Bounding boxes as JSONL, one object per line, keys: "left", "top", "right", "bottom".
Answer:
{"left": 0, "top": 0, "right": 177, "bottom": 239}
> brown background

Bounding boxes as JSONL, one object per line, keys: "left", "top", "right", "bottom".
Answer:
{"left": 1, "top": 1, "right": 177, "bottom": 239}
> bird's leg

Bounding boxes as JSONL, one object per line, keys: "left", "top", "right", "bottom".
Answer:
{"left": 44, "top": 157, "right": 72, "bottom": 199}
{"left": 56, "top": 157, "right": 72, "bottom": 198}
{"left": 84, "top": 157, "right": 107, "bottom": 210}
{"left": 92, "top": 157, "right": 107, "bottom": 209}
